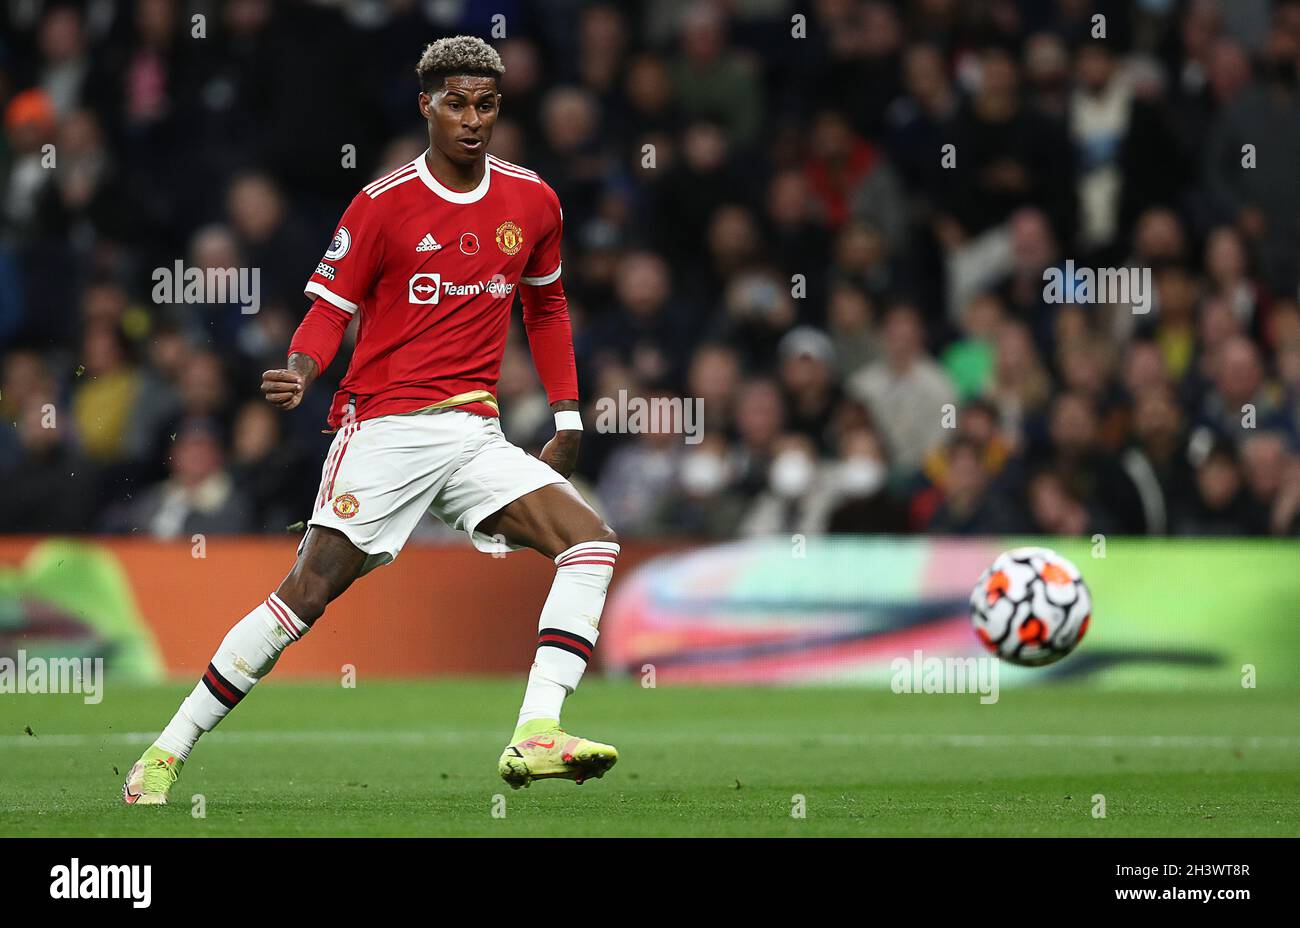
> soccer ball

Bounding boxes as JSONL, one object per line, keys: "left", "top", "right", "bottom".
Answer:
{"left": 969, "top": 547, "right": 1091, "bottom": 666}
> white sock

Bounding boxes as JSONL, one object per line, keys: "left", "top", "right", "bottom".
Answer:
{"left": 155, "top": 593, "right": 308, "bottom": 760}
{"left": 516, "top": 541, "right": 620, "bottom": 730}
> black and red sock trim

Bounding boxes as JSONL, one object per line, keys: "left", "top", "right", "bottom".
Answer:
{"left": 537, "top": 627, "right": 594, "bottom": 663}
{"left": 201, "top": 663, "right": 247, "bottom": 710}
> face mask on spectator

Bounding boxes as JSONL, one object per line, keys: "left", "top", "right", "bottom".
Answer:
{"left": 834, "top": 457, "right": 886, "bottom": 498}
{"left": 680, "top": 452, "right": 727, "bottom": 496}
{"left": 770, "top": 450, "right": 815, "bottom": 498}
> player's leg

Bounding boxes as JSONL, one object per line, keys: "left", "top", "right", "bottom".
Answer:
{"left": 478, "top": 483, "right": 622, "bottom": 787}
{"left": 124, "top": 414, "right": 456, "bottom": 805}
{"left": 480, "top": 483, "right": 619, "bottom": 730}
{"left": 479, "top": 479, "right": 617, "bottom": 560}
{"left": 157, "top": 526, "right": 367, "bottom": 756}
{"left": 123, "top": 528, "right": 367, "bottom": 805}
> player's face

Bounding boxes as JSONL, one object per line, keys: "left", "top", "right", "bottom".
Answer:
{"left": 421, "top": 75, "right": 500, "bottom": 166}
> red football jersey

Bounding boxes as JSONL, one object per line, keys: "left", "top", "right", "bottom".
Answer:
{"left": 303, "top": 152, "right": 565, "bottom": 428}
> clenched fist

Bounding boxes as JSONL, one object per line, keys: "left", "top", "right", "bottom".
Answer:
{"left": 261, "top": 369, "right": 306, "bottom": 410}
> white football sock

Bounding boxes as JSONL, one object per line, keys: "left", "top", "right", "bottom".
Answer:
{"left": 155, "top": 593, "right": 308, "bottom": 760}
{"left": 516, "top": 541, "right": 620, "bottom": 730}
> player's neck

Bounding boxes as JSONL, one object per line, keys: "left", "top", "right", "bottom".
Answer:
{"left": 425, "top": 148, "right": 486, "bottom": 193}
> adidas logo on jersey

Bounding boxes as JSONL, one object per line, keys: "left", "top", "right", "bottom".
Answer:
{"left": 415, "top": 233, "right": 441, "bottom": 253}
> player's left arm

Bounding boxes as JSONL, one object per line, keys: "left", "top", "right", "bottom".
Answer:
{"left": 520, "top": 182, "right": 580, "bottom": 478}
{"left": 522, "top": 277, "right": 580, "bottom": 477}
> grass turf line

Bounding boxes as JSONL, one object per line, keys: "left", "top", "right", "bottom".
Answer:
{"left": 1, "top": 680, "right": 1297, "bottom": 837}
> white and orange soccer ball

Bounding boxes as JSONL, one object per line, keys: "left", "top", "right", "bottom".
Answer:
{"left": 969, "top": 547, "right": 1092, "bottom": 666}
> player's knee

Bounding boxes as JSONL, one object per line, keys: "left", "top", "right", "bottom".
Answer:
{"left": 276, "top": 571, "right": 337, "bottom": 623}
{"left": 548, "top": 523, "right": 618, "bottom": 562}
{"left": 573, "top": 523, "right": 617, "bottom": 550}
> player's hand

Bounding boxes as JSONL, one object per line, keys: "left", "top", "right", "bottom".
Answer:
{"left": 540, "top": 430, "right": 581, "bottom": 478}
{"left": 261, "top": 369, "right": 306, "bottom": 410}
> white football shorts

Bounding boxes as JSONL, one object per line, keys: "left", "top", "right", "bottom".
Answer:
{"left": 301, "top": 408, "right": 566, "bottom": 574}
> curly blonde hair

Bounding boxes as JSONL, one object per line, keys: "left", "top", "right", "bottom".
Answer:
{"left": 416, "top": 35, "right": 505, "bottom": 92}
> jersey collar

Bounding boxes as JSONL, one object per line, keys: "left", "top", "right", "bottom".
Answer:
{"left": 414, "top": 149, "right": 491, "bottom": 204}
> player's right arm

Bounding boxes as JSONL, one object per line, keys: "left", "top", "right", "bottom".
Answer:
{"left": 260, "top": 337, "right": 331, "bottom": 411}
{"left": 264, "top": 190, "right": 384, "bottom": 411}
{"left": 262, "top": 298, "right": 353, "bottom": 409}
{"left": 261, "top": 359, "right": 315, "bottom": 410}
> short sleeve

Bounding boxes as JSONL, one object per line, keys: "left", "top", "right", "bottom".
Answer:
{"left": 521, "top": 182, "right": 563, "bottom": 286}
{"left": 304, "top": 192, "right": 384, "bottom": 313}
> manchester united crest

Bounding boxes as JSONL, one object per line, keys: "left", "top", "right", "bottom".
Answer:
{"left": 496, "top": 221, "right": 523, "bottom": 256}
{"left": 332, "top": 493, "right": 360, "bottom": 519}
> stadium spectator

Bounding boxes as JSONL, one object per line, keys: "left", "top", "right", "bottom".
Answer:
{"left": 926, "top": 437, "right": 1021, "bottom": 535}
{"left": 2, "top": 394, "right": 97, "bottom": 533}
{"left": 936, "top": 43, "right": 1075, "bottom": 249}
{"left": 71, "top": 322, "right": 141, "bottom": 464}
{"left": 102, "top": 417, "right": 252, "bottom": 538}
{"left": 885, "top": 42, "right": 959, "bottom": 196}
{"left": 1173, "top": 437, "right": 1256, "bottom": 535}
{"left": 777, "top": 326, "right": 844, "bottom": 453}
{"left": 731, "top": 378, "right": 787, "bottom": 498}
{"left": 594, "top": 400, "right": 683, "bottom": 536}
{"left": 684, "top": 342, "right": 742, "bottom": 437}
{"left": 1198, "top": 335, "right": 1291, "bottom": 440}
{"left": 765, "top": 169, "right": 833, "bottom": 312}
{"left": 647, "top": 433, "right": 746, "bottom": 538}
{"left": 808, "top": 109, "right": 906, "bottom": 245}
{"left": 825, "top": 281, "right": 881, "bottom": 378}
{"left": 985, "top": 318, "right": 1052, "bottom": 444}
{"left": 739, "top": 433, "right": 836, "bottom": 536}
{"left": 1025, "top": 468, "right": 1109, "bottom": 536}
{"left": 846, "top": 302, "right": 956, "bottom": 475}
{"left": 1239, "top": 430, "right": 1298, "bottom": 534}
{"left": 825, "top": 426, "right": 909, "bottom": 534}
{"left": 1204, "top": 6, "right": 1300, "bottom": 294}
{"left": 669, "top": 5, "right": 762, "bottom": 147}
{"left": 940, "top": 292, "right": 1003, "bottom": 401}
{"left": 1111, "top": 385, "right": 1196, "bottom": 535}
{"left": 225, "top": 399, "right": 314, "bottom": 533}
{"left": 4, "top": 88, "right": 59, "bottom": 238}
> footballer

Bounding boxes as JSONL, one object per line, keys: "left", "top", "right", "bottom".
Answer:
{"left": 124, "top": 36, "right": 620, "bottom": 804}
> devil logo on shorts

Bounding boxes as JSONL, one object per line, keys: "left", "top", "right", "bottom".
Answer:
{"left": 333, "top": 493, "right": 360, "bottom": 519}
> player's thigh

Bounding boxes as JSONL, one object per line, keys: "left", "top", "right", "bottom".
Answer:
{"left": 480, "top": 482, "right": 615, "bottom": 559}
{"left": 276, "top": 526, "right": 369, "bottom": 620}
{"left": 308, "top": 415, "right": 461, "bottom": 569}
{"left": 432, "top": 416, "right": 608, "bottom": 557}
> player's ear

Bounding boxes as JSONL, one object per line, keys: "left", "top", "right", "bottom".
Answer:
{"left": 418, "top": 91, "right": 433, "bottom": 119}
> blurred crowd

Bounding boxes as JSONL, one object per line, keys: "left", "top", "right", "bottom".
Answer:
{"left": 2, "top": 0, "right": 1300, "bottom": 541}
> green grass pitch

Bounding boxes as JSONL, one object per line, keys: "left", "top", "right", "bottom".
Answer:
{"left": 2, "top": 680, "right": 1298, "bottom": 837}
